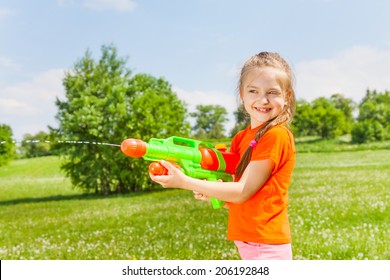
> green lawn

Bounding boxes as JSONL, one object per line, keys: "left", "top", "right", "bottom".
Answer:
{"left": 0, "top": 150, "right": 389, "bottom": 260}
{"left": 290, "top": 150, "right": 390, "bottom": 260}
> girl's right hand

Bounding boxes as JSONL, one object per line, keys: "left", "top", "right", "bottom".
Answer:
{"left": 149, "top": 160, "right": 187, "bottom": 189}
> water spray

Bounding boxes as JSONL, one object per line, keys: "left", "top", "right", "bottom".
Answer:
{"left": 0, "top": 139, "right": 121, "bottom": 147}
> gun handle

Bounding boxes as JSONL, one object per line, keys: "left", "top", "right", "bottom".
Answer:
{"left": 210, "top": 198, "right": 224, "bottom": 209}
{"left": 208, "top": 177, "right": 224, "bottom": 209}
{"left": 149, "top": 161, "right": 181, "bottom": 175}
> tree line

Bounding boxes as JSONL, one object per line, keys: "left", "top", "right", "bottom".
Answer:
{"left": 0, "top": 45, "right": 389, "bottom": 193}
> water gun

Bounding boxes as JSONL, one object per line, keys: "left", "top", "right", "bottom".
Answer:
{"left": 120, "top": 136, "right": 240, "bottom": 209}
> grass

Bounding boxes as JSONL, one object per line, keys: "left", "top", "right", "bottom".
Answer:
{"left": 295, "top": 136, "right": 390, "bottom": 153}
{"left": 290, "top": 150, "right": 390, "bottom": 260}
{"left": 0, "top": 157, "right": 236, "bottom": 260}
{"left": 0, "top": 148, "right": 389, "bottom": 260}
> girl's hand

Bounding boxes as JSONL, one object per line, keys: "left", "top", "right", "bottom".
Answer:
{"left": 193, "top": 178, "right": 223, "bottom": 203}
{"left": 149, "top": 160, "right": 187, "bottom": 189}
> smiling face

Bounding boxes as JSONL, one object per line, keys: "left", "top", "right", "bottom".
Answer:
{"left": 240, "top": 66, "right": 289, "bottom": 128}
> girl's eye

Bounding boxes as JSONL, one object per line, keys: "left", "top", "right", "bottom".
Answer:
{"left": 268, "top": 91, "right": 280, "bottom": 95}
{"left": 249, "top": 90, "right": 257, "bottom": 94}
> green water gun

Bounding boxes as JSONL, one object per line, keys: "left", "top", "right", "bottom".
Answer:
{"left": 120, "top": 136, "right": 240, "bottom": 209}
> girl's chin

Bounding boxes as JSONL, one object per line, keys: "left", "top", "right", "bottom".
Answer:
{"left": 251, "top": 116, "right": 274, "bottom": 125}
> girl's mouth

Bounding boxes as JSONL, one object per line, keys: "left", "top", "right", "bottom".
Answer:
{"left": 254, "top": 107, "right": 272, "bottom": 113}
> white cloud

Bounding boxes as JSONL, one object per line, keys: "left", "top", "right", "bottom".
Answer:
{"left": 83, "top": 0, "right": 137, "bottom": 12}
{"left": 0, "top": 69, "right": 65, "bottom": 139}
{"left": 173, "top": 87, "right": 238, "bottom": 111}
{"left": 295, "top": 46, "right": 390, "bottom": 102}
{"left": 0, "top": 56, "right": 20, "bottom": 71}
{"left": 0, "top": 98, "right": 39, "bottom": 115}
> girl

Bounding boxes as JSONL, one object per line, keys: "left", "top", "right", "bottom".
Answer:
{"left": 150, "top": 52, "right": 296, "bottom": 260}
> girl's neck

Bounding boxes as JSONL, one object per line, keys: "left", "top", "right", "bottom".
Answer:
{"left": 250, "top": 123, "right": 264, "bottom": 130}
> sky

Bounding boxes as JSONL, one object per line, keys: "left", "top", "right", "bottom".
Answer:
{"left": 1, "top": 0, "right": 390, "bottom": 140}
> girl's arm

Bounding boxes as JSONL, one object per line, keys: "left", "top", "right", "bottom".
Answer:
{"left": 150, "top": 159, "right": 274, "bottom": 204}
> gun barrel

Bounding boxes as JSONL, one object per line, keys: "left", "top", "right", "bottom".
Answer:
{"left": 121, "top": 139, "right": 147, "bottom": 158}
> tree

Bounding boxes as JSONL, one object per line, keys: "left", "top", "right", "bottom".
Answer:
{"left": 352, "top": 89, "right": 390, "bottom": 143}
{"left": 230, "top": 104, "right": 249, "bottom": 137}
{"left": 292, "top": 97, "right": 351, "bottom": 139}
{"left": 0, "top": 124, "right": 15, "bottom": 167}
{"left": 330, "top": 93, "right": 356, "bottom": 134}
{"left": 190, "top": 105, "right": 228, "bottom": 139}
{"left": 312, "top": 97, "right": 349, "bottom": 138}
{"left": 291, "top": 99, "right": 316, "bottom": 137}
{"left": 351, "top": 120, "right": 385, "bottom": 143}
{"left": 52, "top": 45, "right": 190, "bottom": 194}
{"left": 19, "top": 131, "right": 51, "bottom": 158}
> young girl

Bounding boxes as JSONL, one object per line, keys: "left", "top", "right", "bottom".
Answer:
{"left": 150, "top": 52, "right": 296, "bottom": 260}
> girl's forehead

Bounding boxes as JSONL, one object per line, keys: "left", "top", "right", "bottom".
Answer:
{"left": 243, "top": 66, "right": 287, "bottom": 86}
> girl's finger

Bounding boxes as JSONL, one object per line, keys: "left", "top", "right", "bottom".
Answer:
{"left": 159, "top": 160, "right": 177, "bottom": 174}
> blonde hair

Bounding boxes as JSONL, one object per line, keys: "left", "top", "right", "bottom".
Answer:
{"left": 235, "top": 52, "right": 296, "bottom": 178}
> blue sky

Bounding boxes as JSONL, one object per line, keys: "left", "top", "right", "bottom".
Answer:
{"left": 1, "top": 0, "right": 390, "bottom": 140}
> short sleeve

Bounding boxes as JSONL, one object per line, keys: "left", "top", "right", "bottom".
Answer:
{"left": 251, "top": 126, "right": 294, "bottom": 171}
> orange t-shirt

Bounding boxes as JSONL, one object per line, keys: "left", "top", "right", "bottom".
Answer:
{"left": 227, "top": 123, "right": 296, "bottom": 244}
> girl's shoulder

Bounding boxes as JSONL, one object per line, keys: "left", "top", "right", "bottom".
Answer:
{"left": 232, "top": 126, "right": 250, "bottom": 138}
{"left": 261, "top": 124, "right": 295, "bottom": 151}
{"left": 231, "top": 125, "right": 253, "bottom": 143}
{"left": 265, "top": 123, "right": 294, "bottom": 137}
{"left": 230, "top": 125, "right": 252, "bottom": 153}
{"left": 258, "top": 124, "right": 295, "bottom": 149}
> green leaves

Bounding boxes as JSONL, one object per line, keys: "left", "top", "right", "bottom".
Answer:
{"left": 190, "top": 104, "right": 228, "bottom": 139}
{"left": 292, "top": 95, "right": 356, "bottom": 139}
{"left": 0, "top": 124, "right": 15, "bottom": 166}
{"left": 352, "top": 90, "right": 390, "bottom": 143}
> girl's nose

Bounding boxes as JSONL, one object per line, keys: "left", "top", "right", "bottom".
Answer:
{"left": 258, "top": 93, "right": 269, "bottom": 104}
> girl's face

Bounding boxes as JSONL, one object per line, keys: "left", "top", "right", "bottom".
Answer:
{"left": 240, "top": 66, "right": 289, "bottom": 128}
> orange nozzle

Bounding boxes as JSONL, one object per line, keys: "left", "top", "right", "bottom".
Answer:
{"left": 121, "top": 138, "right": 147, "bottom": 158}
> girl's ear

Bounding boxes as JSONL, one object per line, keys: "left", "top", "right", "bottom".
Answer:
{"left": 239, "top": 87, "right": 244, "bottom": 101}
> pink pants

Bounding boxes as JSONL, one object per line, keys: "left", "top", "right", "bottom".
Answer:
{"left": 234, "top": 241, "right": 292, "bottom": 260}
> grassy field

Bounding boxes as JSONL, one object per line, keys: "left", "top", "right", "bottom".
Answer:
{"left": 0, "top": 149, "right": 389, "bottom": 260}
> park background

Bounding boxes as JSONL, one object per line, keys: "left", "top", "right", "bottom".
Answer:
{"left": 0, "top": 0, "right": 389, "bottom": 260}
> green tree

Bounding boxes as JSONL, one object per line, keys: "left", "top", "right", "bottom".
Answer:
{"left": 330, "top": 93, "right": 356, "bottom": 134}
{"left": 291, "top": 99, "right": 316, "bottom": 137}
{"left": 292, "top": 97, "right": 351, "bottom": 139}
{"left": 352, "top": 89, "right": 390, "bottom": 143}
{"left": 0, "top": 124, "right": 15, "bottom": 166}
{"left": 230, "top": 104, "right": 249, "bottom": 137}
{"left": 19, "top": 131, "right": 51, "bottom": 158}
{"left": 52, "top": 45, "right": 189, "bottom": 194}
{"left": 351, "top": 120, "right": 385, "bottom": 143}
{"left": 190, "top": 104, "right": 228, "bottom": 139}
{"left": 311, "top": 97, "right": 347, "bottom": 139}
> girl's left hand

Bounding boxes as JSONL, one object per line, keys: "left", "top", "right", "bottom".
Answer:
{"left": 149, "top": 160, "right": 187, "bottom": 189}
{"left": 193, "top": 191, "right": 210, "bottom": 202}
{"left": 193, "top": 178, "right": 222, "bottom": 203}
